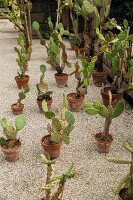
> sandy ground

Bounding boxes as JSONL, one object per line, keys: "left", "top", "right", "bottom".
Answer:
{"left": 0, "top": 20, "right": 133, "bottom": 200}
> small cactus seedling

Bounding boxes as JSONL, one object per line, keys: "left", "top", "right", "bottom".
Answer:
{"left": 16, "top": 86, "right": 30, "bottom": 106}
{"left": 84, "top": 91, "right": 125, "bottom": 141}
{"left": 14, "top": 33, "right": 32, "bottom": 79}
{"left": 36, "top": 64, "right": 53, "bottom": 101}
{"left": 107, "top": 141, "right": 133, "bottom": 200}
{"left": 41, "top": 154, "right": 74, "bottom": 200}
{"left": 42, "top": 95, "right": 75, "bottom": 145}
{"left": 0, "top": 115, "right": 26, "bottom": 148}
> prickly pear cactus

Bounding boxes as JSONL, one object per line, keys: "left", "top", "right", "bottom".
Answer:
{"left": 0, "top": 115, "right": 26, "bottom": 146}
{"left": 4, "top": 124, "right": 17, "bottom": 141}
{"left": 42, "top": 97, "right": 75, "bottom": 145}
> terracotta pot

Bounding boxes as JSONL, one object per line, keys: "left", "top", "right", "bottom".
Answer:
{"left": 94, "top": 132, "right": 113, "bottom": 154}
{"left": 37, "top": 98, "right": 53, "bottom": 113}
{"left": 54, "top": 73, "right": 68, "bottom": 88}
{"left": 41, "top": 135, "right": 62, "bottom": 159}
{"left": 11, "top": 103, "right": 24, "bottom": 115}
{"left": 67, "top": 93, "right": 84, "bottom": 112}
{"left": 1, "top": 142, "right": 21, "bottom": 162}
{"left": 101, "top": 87, "right": 123, "bottom": 107}
{"left": 75, "top": 47, "right": 88, "bottom": 57}
{"left": 15, "top": 75, "right": 29, "bottom": 89}
{"left": 92, "top": 69, "right": 109, "bottom": 87}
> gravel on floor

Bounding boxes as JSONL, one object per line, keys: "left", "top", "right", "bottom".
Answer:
{"left": 0, "top": 20, "right": 133, "bottom": 200}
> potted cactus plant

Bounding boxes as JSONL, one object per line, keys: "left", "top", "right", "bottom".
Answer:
{"left": 67, "top": 55, "right": 97, "bottom": 112}
{"left": 14, "top": 33, "right": 32, "bottom": 89}
{"left": 11, "top": 86, "right": 30, "bottom": 115}
{"left": 84, "top": 91, "right": 125, "bottom": 153}
{"left": 36, "top": 64, "right": 53, "bottom": 113}
{"left": 41, "top": 95, "right": 75, "bottom": 159}
{"left": 101, "top": 20, "right": 133, "bottom": 107}
{"left": 40, "top": 154, "right": 74, "bottom": 200}
{"left": 107, "top": 141, "right": 133, "bottom": 200}
{"left": 0, "top": 115, "right": 26, "bottom": 162}
{"left": 32, "top": 21, "right": 71, "bottom": 87}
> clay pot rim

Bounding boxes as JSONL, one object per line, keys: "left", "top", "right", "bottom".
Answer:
{"left": 11, "top": 103, "right": 24, "bottom": 108}
{"left": 55, "top": 73, "right": 68, "bottom": 78}
{"left": 37, "top": 97, "right": 52, "bottom": 102}
{"left": 67, "top": 93, "right": 84, "bottom": 102}
{"left": 94, "top": 132, "right": 114, "bottom": 144}
{"left": 15, "top": 75, "right": 29, "bottom": 80}
{"left": 101, "top": 87, "right": 123, "bottom": 96}
{"left": 41, "top": 135, "right": 62, "bottom": 147}
{"left": 1, "top": 140, "right": 21, "bottom": 151}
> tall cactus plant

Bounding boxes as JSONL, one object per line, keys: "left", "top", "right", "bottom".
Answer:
{"left": 15, "top": 33, "right": 32, "bottom": 79}
{"left": 42, "top": 95, "right": 75, "bottom": 145}
{"left": 107, "top": 141, "right": 133, "bottom": 200}
{"left": 0, "top": 0, "right": 32, "bottom": 53}
{"left": 41, "top": 155, "right": 74, "bottom": 200}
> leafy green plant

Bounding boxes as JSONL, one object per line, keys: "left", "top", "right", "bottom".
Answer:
{"left": 84, "top": 91, "right": 124, "bottom": 140}
{"left": 70, "top": 55, "right": 97, "bottom": 98}
{"left": 0, "top": 115, "right": 26, "bottom": 147}
{"left": 42, "top": 95, "right": 75, "bottom": 145}
{"left": 107, "top": 141, "right": 133, "bottom": 200}
{"left": 41, "top": 154, "right": 74, "bottom": 200}
{"left": 36, "top": 64, "right": 53, "bottom": 101}
{"left": 14, "top": 33, "right": 32, "bottom": 79}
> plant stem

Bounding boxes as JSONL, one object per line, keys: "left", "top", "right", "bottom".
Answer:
{"left": 129, "top": 153, "right": 133, "bottom": 200}
{"left": 52, "top": 181, "right": 65, "bottom": 200}
{"left": 45, "top": 164, "right": 53, "bottom": 200}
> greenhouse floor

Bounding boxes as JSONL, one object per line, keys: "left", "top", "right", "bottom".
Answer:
{"left": 0, "top": 20, "right": 133, "bottom": 200}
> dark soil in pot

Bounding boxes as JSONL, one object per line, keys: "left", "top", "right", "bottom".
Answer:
{"left": 101, "top": 87, "right": 123, "bottom": 107}
{"left": 94, "top": 132, "right": 113, "bottom": 154}
{"left": 1, "top": 140, "right": 21, "bottom": 162}
{"left": 41, "top": 135, "right": 62, "bottom": 159}
{"left": 119, "top": 188, "right": 133, "bottom": 200}
{"left": 15, "top": 75, "right": 29, "bottom": 89}
{"left": 54, "top": 73, "right": 68, "bottom": 88}
{"left": 37, "top": 97, "right": 53, "bottom": 113}
{"left": 67, "top": 93, "right": 84, "bottom": 112}
{"left": 11, "top": 103, "right": 24, "bottom": 115}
